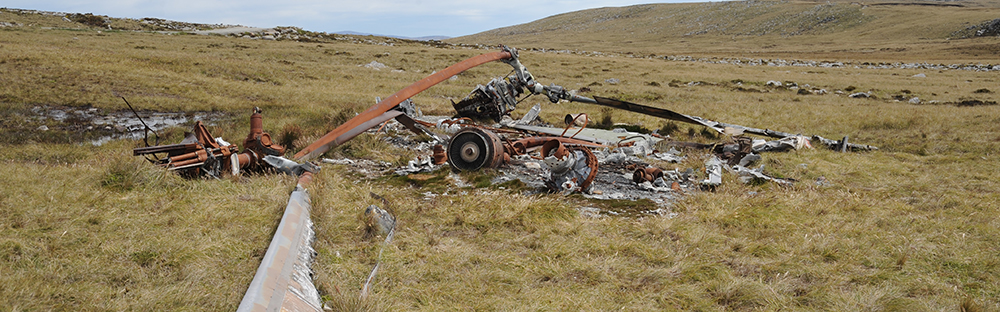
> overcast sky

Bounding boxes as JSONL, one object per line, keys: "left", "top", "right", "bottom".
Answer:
{"left": 7, "top": 0, "right": 710, "bottom": 38}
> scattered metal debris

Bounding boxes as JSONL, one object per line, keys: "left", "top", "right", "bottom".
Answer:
{"left": 701, "top": 156, "right": 723, "bottom": 188}
{"left": 263, "top": 155, "right": 320, "bottom": 176}
{"left": 132, "top": 119, "right": 239, "bottom": 178}
{"left": 541, "top": 139, "right": 598, "bottom": 194}
{"left": 360, "top": 193, "right": 396, "bottom": 300}
{"left": 133, "top": 107, "right": 308, "bottom": 178}
{"left": 733, "top": 165, "right": 793, "bottom": 185}
{"left": 284, "top": 45, "right": 879, "bottom": 213}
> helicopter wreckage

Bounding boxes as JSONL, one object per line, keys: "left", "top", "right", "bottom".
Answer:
{"left": 136, "top": 45, "right": 875, "bottom": 209}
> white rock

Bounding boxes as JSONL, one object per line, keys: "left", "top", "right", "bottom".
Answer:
{"left": 363, "top": 61, "right": 387, "bottom": 70}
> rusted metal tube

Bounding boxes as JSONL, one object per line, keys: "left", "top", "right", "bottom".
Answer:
{"left": 237, "top": 172, "right": 320, "bottom": 312}
{"left": 295, "top": 50, "right": 513, "bottom": 161}
{"left": 432, "top": 144, "right": 447, "bottom": 165}
{"left": 632, "top": 167, "right": 664, "bottom": 184}
{"left": 541, "top": 139, "right": 570, "bottom": 159}
{"left": 512, "top": 137, "right": 605, "bottom": 151}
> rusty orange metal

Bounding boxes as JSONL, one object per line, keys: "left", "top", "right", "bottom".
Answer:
{"left": 508, "top": 136, "right": 605, "bottom": 155}
{"left": 235, "top": 107, "right": 287, "bottom": 173}
{"left": 432, "top": 144, "right": 447, "bottom": 165}
{"left": 541, "top": 139, "right": 570, "bottom": 160}
{"left": 446, "top": 127, "right": 506, "bottom": 171}
{"left": 295, "top": 50, "right": 514, "bottom": 161}
{"left": 632, "top": 167, "right": 664, "bottom": 184}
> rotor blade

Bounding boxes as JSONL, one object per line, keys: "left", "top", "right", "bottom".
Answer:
{"left": 590, "top": 96, "right": 721, "bottom": 131}
{"left": 295, "top": 50, "right": 513, "bottom": 161}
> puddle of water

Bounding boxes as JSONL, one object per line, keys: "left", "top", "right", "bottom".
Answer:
{"left": 29, "top": 105, "right": 223, "bottom": 146}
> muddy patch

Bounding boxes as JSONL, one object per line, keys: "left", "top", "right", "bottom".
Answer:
{"left": 2, "top": 105, "right": 224, "bottom": 145}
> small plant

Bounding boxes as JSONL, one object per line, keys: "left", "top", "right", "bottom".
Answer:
{"left": 278, "top": 123, "right": 302, "bottom": 152}
{"left": 101, "top": 158, "right": 148, "bottom": 191}
{"left": 596, "top": 107, "right": 614, "bottom": 129}
{"left": 659, "top": 121, "right": 680, "bottom": 135}
{"left": 130, "top": 250, "right": 160, "bottom": 267}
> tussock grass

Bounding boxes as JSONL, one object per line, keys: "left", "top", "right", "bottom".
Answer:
{"left": 2, "top": 8, "right": 1000, "bottom": 311}
{"left": 0, "top": 141, "right": 299, "bottom": 310}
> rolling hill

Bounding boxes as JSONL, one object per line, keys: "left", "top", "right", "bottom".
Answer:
{"left": 452, "top": 0, "right": 1000, "bottom": 62}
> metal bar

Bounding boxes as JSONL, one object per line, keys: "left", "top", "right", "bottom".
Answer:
{"left": 132, "top": 143, "right": 200, "bottom": 156}
{"left": 588, "top": 96, "right": 721, "bottom": 130}
{"left": 574, "top": 96, "right": 877, "bottom": 151}
{"left": 295, "top": 50, "right": 513, "bottom": 161}
{"left": 237, "top": 172, "right": 321, "bottom": 312}
{"left": 333, "top": 110, "right": 404, "bottom": 147}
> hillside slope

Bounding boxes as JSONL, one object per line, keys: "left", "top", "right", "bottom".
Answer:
{"left": 452, "top": 0, "right": 1000, "bottom": 62}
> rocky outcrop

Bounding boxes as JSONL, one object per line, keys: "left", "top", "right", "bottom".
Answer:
{"left": 951, "top": 18, "right": 1000, "bottom": 38}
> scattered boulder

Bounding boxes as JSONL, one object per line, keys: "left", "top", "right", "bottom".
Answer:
{"left": 909, "top": 97, "right": 921, "bottom": 104}
{"left": 975, "top": 18, "right": 1000, "bottom": 37}
{"left": 363, "top": 61, "right": 388, "bottom": 70}
{"left": 912, "top": 73, "right": 926, "bottom": 78}
{"left": 849, "top": 92, "right": 871, "bottom": 98}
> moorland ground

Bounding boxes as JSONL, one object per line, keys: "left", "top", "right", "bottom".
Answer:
{"left": 1, "top": 3, "right": 999, "bottom": 311}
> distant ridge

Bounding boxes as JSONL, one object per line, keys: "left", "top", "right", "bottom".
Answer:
{"left": 450, "top": 0, "right": 1000, "bottom": 61}
{"left": 334, "top": 30, "right": 450, "bottom": 41}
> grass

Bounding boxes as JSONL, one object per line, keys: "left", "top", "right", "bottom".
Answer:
{"left": 455, "top": 0, "right": 1000, "bottom": 63}
{"left": 2, "top": 6, "right": 1000, "bottom": 311}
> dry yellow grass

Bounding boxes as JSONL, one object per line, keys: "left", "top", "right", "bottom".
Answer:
{"left": 455, "top": 0, "right": 1000, "bottom": 63}
{"left": 1, "top": 6, "right": 999, "bottom": 311}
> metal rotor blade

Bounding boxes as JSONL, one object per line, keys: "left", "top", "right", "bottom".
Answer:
{"left": 590, "top": 96, "right": 721, "bottom": 130}
{"left": 294, "top": 50, "right": 513, "bottom": 161}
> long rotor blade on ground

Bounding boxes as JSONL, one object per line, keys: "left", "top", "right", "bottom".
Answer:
{"left": 294, "top": 51, "right": 513, "bottom": 161}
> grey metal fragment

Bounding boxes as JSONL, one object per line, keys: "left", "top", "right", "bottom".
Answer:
{"left": 752, "top": 136, "right": 811, "bottom": 153}
{"left": 702, "top": 156, "right": 723, "bottom": 187}
{"left": 363, "top": 204, "right": 396, "bottom": 239}
{"left": 544, "top": 149, "right": 594, "bottom": 194}
{"left": 321, "top": 158, "right": 355, "bottom": 165}
{"left": 237, "top": 181, "right": 321, "bottom": 312}
{"left": 738, "top": 153, "right": 762, "bottom": 167}
{"left": 733, "top": 165, "right": 793, "bottom": 185}
{"left": 263, "top": 155, "right": 320, "bottom": 176}
{"left": 394, "top": 155, "right": 438, "bottom": 175}
{"left": 516, "top": 103, "right": 542, "bottom": 125}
